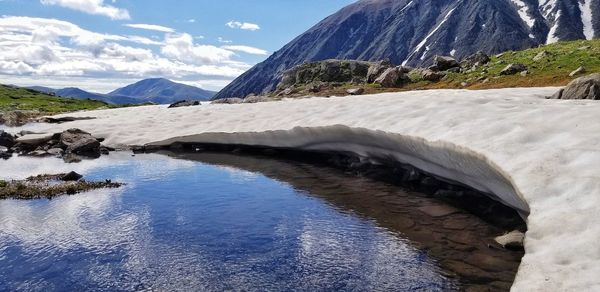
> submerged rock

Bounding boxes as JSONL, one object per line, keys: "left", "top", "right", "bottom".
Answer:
{"left": 494, "top": 230, "right": 525, "bottom": 250}
{"left": 551, "top": 73, "right": 600, "bottom": 100}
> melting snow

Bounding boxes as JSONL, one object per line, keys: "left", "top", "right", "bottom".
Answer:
{"left": 546, "top": 10, "right": 561, "bottom": 44}
{"left": 510, "top": 0, "right": 536, "bottom": 28}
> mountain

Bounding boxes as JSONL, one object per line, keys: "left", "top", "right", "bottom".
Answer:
{"left": 109, "top": 78, "right": 215, "bottom": 104}
{"left": 28, "top": 78, "right": 216, "bottom": 105}
{"left": 214, "top": 0, "right": 599, "bottom": 99}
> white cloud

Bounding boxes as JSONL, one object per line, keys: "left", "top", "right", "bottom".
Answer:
{"left": 187, "top": 19, "right": 196, "bottom": 23}
{"left": 161, "top": 33, "right": 234, "bottom": 65}
{"left": 0, "top": 16, "right": 257, "bottom": 90}
{"left": 221, "top": 45, "right": 268, "bottom": 55}
{"left": 226, "top": 21, "right": 260, "bottom": 31}
{"left": 124, "top": 23, "right": 175, "bottom": 33}
{"left": 40, "top": 0, "right": 130, "bottom": 20}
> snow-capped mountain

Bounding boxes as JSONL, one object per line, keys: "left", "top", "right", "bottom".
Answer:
{"left": 214, "top": 0, "right": 598, "bottom": 99}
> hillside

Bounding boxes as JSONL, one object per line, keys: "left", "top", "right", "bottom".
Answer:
{"left": 264, "top": 39, "right": 600, "bottom": 98}
{"left": 0, "top": 84, "right": 111, "bottom": 113}
{"left": 109, "top": 78, "right": 215, "bottom": 104}
{"left": 214, "top": 0, "right": 599, "bottom": 99}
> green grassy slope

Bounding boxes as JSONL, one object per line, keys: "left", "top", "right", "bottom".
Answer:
{"left": 0, "top": 85, "right": 118, "bottom": 113}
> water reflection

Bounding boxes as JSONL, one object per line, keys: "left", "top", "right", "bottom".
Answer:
{"left": 0, "top": 153, "right": 459, "bottom": 291}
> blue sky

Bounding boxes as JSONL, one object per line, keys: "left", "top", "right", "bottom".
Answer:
{"left": 0, "top": 0, "right": 355, "bottom": 92}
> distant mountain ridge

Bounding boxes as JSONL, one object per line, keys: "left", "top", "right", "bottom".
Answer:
{"left": 29, "top": 78, "right": 216, "bottom": 105}
{"left": 214, "top": 0, "right": 600, "bottom": 99}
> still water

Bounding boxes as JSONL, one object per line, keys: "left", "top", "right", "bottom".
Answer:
{"left": 0, "top": 152, "right": 462, "bottom": 291}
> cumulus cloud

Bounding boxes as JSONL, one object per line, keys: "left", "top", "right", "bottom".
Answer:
{"left": 221, "top": 45, "right": 267, "bottom": 55}
{"left": 40, "top": 0, "right": 130, "bottom": 20}
{"left": 161, "top": 33, "right": 235, "bottom": 65}
{"left": 124, "top": 23, "right": 175, "bottom": 33}
{"left": 225, "top": 21, "right": 260, "bottom": 31}
{"left": 0, "top": 16, "right": 259, "bottom": 88}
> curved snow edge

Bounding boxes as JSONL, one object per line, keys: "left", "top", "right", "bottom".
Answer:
{"left": 148, "top": 125, "right": 530, "bottom": 216}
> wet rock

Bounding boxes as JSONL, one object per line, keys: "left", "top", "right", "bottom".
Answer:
{"left": 569, "top": 66, "right": 586, "bottom": 77}
{"left": 211, "top": 97, "right": 243, "bottom": 104}
{"left": 550, "top": 73, "right": 600, "bottom": 100}
{"left": 168, "top": 100, "right": 200, "bottom": 108}
{"left": 60, "top": 129, "right": 101, "bottom": 156}
{"left": 61, "top": 171, "right": 83, "bottom": 181}
{"left": 433, "top": 55, "right": 459, "bottom": 71}
{"left": 418, "top": 204, "right": 461, "bottom": 217}
{"left": 500, "top": 63, "right": 528, "bottom": 75}
{"left": 494, "top": 230, "right": 525, "bottom": 250}
{"left": 346, "top": 88, "right": 365, "bottom": 95}
{"left": 47, "top": 148, "right": 64, "bottom": 156}
{"left": 0, "top": 146, "right": 11, "bottom": 159}
{"left": 0, "top": 130, "right": 15, "bottom": 148}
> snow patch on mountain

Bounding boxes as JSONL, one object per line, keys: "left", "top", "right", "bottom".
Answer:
{"left": 580, "top": 0, "right": 595, "bottom": 39}
{"left": 510, "top": 0, "right": 536, "bottom": 28}
{"left": 403, "top": 7, "right": 457, "bottom": 66}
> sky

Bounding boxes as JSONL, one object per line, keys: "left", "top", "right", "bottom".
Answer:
{"left": 0, "top": 0, "right": 355, "bottom": 93}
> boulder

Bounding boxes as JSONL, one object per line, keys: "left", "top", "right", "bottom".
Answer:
{"left": 168, "top": 100, "right": 200, "bottom": 108}
{"left": 500, "top": 63, "right": 528, "bottom": 75}
{"left": 211, "top": 98, "right": 243, "bottom": 104}
{"left": 367, "top": 60, "right": 392, "bottom": 83}
{"left": 0, "top": 146, "right": 11, "bottom": 159}
{"left": 59, "top": 129, "right": 101, "bottom": 156}
{"left": 550, "top": 73, "right": 600, "bottom": 100}
{"left": 433, "top": 55, "right": 459, "bottom": 71}
{"left": 569, "top": 66, "right": 586, "bottom": 77}
{"left": 61, "top": 171, "right": 83, "bottom": 181}
{"left": 346, "top": 88, "right": 365, "bottom": 95}
{"left": 533, "top": 50, "right": 550, "bottom": 61}
{"left": 374, "top": 67, "right": 406, "bottom": 87}
{"left": 460, "top": 51, "right": 490, "bottom": 68}
{"left": 16, "top": 133, "right": 54, "bottom": 146}
{"left": 0, "top": 130, "right": 15, "bottom": 148}
{"left": 421, "top": 69, "right": 446, "bottom": 82}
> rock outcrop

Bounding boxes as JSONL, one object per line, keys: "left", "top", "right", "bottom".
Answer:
{"left": 551, "top": 73, "right": 600, "bottom": 100}
{"left": 168, "top": 100, "right": 201, "bottom": 108}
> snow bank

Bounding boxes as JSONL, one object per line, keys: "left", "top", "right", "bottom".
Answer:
{"left": 13, "top": 87, "right": 600, "bottom": 291}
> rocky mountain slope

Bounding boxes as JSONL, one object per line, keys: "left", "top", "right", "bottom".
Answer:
{"left": 29, "top": 79, "right": 215, "bottom": 105}
{"left": 214, "top": 0, "right": 599, "bottom": 99}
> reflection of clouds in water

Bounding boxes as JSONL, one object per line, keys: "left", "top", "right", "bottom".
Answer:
{"left": 214, "top": 165, "right": 260, "bottom": 183}
{"left": 0, "top": 152, "right": 196, "bottom": 181}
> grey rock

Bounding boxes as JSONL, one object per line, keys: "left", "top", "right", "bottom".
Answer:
{"left": 551, "top": 73, "right": 600, "bottom": 100}
{"left": 367, "top": 60, "right": 392, "bottom": 83}
{"left": 533, "top": 50, "right": 550, "bottom": 61}
{"left": 61, "top": 171, "right": 83, "bottom": 181}
{"left": 0, "top": 130, "right": 15, "bottom": 148}
{"left": 569, "top": 66, "right": 586, "bottom": 77}
{"left": 60, "top": 129, "right": 101, "bottom": 156}
{"left": 500, "top": 64, "right": 528, "bottom": 75}
{"left": 494, "top": 230, "right": 525, "bottom": 250}
{"left": 210, "top": 98, "right": 244, "bottom": 104}
{"left": 374, "top": 67, "right": 406, "bottom": 87}
{"left": 460, "top": 51, "right": 490, "bottom": 68}
{"left": 433, "top": 55, "right": 459, "bottom": 71}
{"left": 168, "top": 100, "right": 200, "bottom": 108}
{"left": 421, "top": 69, "right": 446, "bottom": 82}
{"left": 47, "top": 148, "right": 64, "bottom": 156}
{"left": 520, "top": 70, "right": 529, "bottom": 77}
{"left": 346, "top": 88, "right": 365, "bottom": 95}
{"left": 243, "top": 95, "right": 272, "bottom": 103}
{"left": 16, "top": 133, "right": 54, "bottom": 146}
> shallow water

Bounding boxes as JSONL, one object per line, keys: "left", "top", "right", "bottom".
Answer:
{"left": 0, "top": 152, "right": 522, "bottom": 291}
{"left": 0, "top": 152, "right": 460, "bottom": 291}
